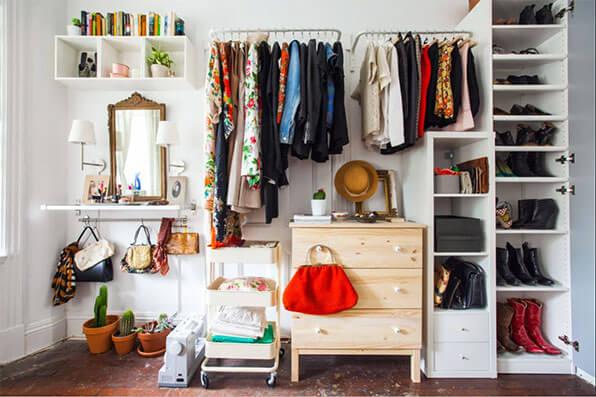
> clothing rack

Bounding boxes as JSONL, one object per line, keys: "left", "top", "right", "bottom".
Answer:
{"left": 350, "top": 30, "right": 473, "bottom": 54}
{"left": 208, "top": 28, "right": 342, "bottom": 41}
{"left": 78, "top": 215, "right": 188, "bottom": 227}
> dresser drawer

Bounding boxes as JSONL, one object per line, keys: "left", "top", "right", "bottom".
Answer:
{"left": 346, "top": 269, "right": 422, "bottom": 309}
{"left": 291, "top": 309, "right": 421, "bottom": 349}
{"left": 433, "top": 342, "right": 490, "bottom": 372}
{"left": 292, "top": 228, "right": 423, "bottom": 268}
{"left": 433, "top": 313, "right": 489, "bottom": 342}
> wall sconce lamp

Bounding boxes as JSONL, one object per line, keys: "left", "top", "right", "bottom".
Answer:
{"left": 156, "top": 121, "right": 186, "bottom": 175}
{"left": 68, "top": 120, "right": 106, "bottom": 174}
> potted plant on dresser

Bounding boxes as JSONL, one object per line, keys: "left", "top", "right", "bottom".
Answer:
{"left": 111, "top": 309, "right": 137, "bottom": 356}
{"left": 146, "top": 47, "right": 174, "bottom": 78}
{"left": 311, "top": 188, "right": 328, "bottom": 216}
{"left": 82, "top": 285, "right": 119, "bottom": 354}
{"left": 136, "top": 313, "right": 175, "bottom": 357}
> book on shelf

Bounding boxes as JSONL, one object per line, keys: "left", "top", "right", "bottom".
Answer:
{"left": 293, "top": 214, "right": 332, "bottom": 224}
{"left": 79, "top": 10, "right": 185, "bottom": 36}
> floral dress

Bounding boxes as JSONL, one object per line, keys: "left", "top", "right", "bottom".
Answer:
{"left": 218, "top": 42, "right": 234, "bottom": 138}
{"left": 241, "top": 43, "right": 261, "bottom": 190}
{"left": 276, "top": 42, "right": 290, "bottom": 125}
{"left": 434, "top": 43, "right": 455, "bottom": 119}
{"left": 203, "top": 42, "right": 222, "bottom": 211}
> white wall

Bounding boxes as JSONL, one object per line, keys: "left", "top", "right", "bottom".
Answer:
{"left": 61, "top": 0, "right": 470, "bottom": 336}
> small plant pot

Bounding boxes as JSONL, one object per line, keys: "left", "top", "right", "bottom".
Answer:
{"left": 150, "top": 64, "right": 170, "bottom": 78}
{"left": 137, "top": 328, "right": 171, "bottom": 355}
{"left": 311, "top": 199, "right": 327, "bottom": 216}
{"left": 82, "top": 315, "right": 119, "bottom": 354}
{"left": 112, "top": 331, "right": 137, "bottom": 356}
{"left": 67, "top": 25, "right": 81, "bottom": 36}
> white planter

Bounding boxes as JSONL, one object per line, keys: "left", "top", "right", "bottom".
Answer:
{"left": 66, "top": 25, "right": 81, "bottom": 36}
{"left": 150, "top": 64, "right": 170, "bottom": 78}
{"left": 311, "top": 199, "right": 327, "bottom": 216}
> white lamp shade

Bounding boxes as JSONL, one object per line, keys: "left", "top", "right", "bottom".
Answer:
{"left": 68, "top": 120, "right": 96, "bottom": 144}
{"left": 156, "top": 121, "right": 179, "bottom": 145}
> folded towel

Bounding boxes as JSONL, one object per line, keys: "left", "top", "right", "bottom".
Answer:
{"left": 212, "top": 324, "right": 274, "bottom": 344}
{"left": 215, "top": 306, "right": 266, "bottom": 328}
{"left": 218, "top": 277, "right": 275, "bottom": 292}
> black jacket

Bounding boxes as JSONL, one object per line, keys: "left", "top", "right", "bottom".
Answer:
{"left": 292, "top": 42, "right": 310, "bottom": 159}
{"left": 328, "top": 41, "right": 349, "bottom": 154}
{"left": 311, "top": 41, "right": 329, "bottom": 163}
{"left": 467, "top": 47, "right": 480, "bottom": 117}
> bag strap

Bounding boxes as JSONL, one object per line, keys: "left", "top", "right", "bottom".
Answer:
{"left": 76, "top": 226, "right": 99, "bottom": 245}
{"left": 305, "top": 244, "right": 338, "bottom": 266}
{"left": 132, "top": 224, "right": 152, "bottom": 246}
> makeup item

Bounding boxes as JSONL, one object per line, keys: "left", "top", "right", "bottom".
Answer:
{"left": 111, "top": 63, "right": 129, "bottom": 77}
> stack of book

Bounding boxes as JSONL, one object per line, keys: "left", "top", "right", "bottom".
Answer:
{"left": 80, "top": 11, "right": 185, "bottom": 36}
{"left": 292, "top": 214, "right": 332, "bottom": 224}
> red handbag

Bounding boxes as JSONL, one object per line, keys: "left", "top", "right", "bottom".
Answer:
{"left": 283, "top": 245, "right": 358, "bottom": 315}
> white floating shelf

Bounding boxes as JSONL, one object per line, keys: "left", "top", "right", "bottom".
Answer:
{"left": 492, "top": 54, "right": 567, "bottom": 65}
{"left": 497, "top": 352, "right": 573, "bottom": 374}
{"left": 434, "top": 252, "right": 488, "bottom": 257}
{"left": 492, "top": 25, "right": 565, "bottom": 48}
{"left": 40, "top": 204, "right": 182, "bottom": 211}
{"left": 496, "top": 283, "right": 569, "bottom": 292}
{"left": 496, "top": 177, "right": 568, "bottom": 183}
{"left": 55, "top": 76, "right": 194, "bottom": 90}
{"left": 492, "top": 24, "right": 564, "bottom": 31}
{"left": 494, "top": 115, "right": 568, "bottom": 122}
{"left": 493, "top": 84, "right": 567, "bottom": 92}
{"left": 496, "top": 229, "right": 567, "bottom": 235}
{"left": 495, "top": 146, "right": 568, "bottom": 152}
{"left": 433, "top": 193, "right": 490, "bottom": 198}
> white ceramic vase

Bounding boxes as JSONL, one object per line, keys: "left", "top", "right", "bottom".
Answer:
{"left": 150, "top": 64, "right": 170, "bottom": 78}
{"left": 67, "top": 25, "right": 81, "bottom": 36}
{"left": 311, "top": 199, "right": 327, "bottom": 216}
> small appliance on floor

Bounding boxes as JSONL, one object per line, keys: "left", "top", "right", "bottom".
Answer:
{"left": 158, "top": 315, "right": 206, "bottom": 388}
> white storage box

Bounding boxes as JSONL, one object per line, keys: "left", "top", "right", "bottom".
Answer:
{"left": 206, "top": 277, "right": 277, "bottom": 307}
{"left": 205, "top": 322, "right": 278, "bottom": 360}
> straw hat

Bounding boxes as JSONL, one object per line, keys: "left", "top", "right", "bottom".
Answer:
{"left": 334, "top": 160, "right": 378, "bottom": 203}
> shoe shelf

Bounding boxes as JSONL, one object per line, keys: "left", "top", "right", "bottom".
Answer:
{"left": 492, "top": 54, "right": 567, "bottom": 65}
{"left": 493, "top": 84, "right": 567, "bottom": 92}
{"left": 434, "top": 251, "right": 489, "bottom": 257}
{"left": 497, "top": 352, "right": 573, "bottom": 374}
{"left": 496, "top": 229, "right": 567, "bottom": 235}
{"left": 495, "top": 146, "right": 567, "bottom": 152}
{"left": 496, "top": 283, "right": 568, "bottom": 292}
{"left": 433, "top": 193, "right": 490, "bottom": 198}
{"left": 493, "top": 115, "right": 567, "bottom": 122}
{"left": 495, "top": 176, "right": 568, "bottom": 183}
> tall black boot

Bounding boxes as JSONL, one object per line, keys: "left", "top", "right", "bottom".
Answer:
{"left": 513, "top": 199, "right": 536, "bottom": 229}
{"left": 525, "top": 199, "right": 559, "bottom": 229}
{"left": 506, "top": 242, "right": 537, "bottom": 285}
{"left": 528, "top": 152, "right": 553, "bottom": 177}
{"left": 510, "top": 152, "right": 536, "bottom": 177}
{"left": 497, "top": 247, "right": 521, "bottom": 286}
{"left": 522, "top": 242, "right": 555, "bottom": 285}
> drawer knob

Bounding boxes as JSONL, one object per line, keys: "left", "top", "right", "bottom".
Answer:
{"left": 393, "top": 287, "right": 402, "bottom": 293}
{"left": 460, "top": 327, "right": 468, "bottom": 332}
{"left": 393, "top": 246, "right": 402, "bottom": 253}
{"left": 315, "top": 328, "right": 322, "bottom": 334}
{"left": 393, "top": 327, "right": 402, "bottom": 334}
{"left": 459, "top": 354, "right": 469, "bottom": 360}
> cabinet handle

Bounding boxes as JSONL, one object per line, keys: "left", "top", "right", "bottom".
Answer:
{"left": 460, "top": 327, "right": 468, "bottom": 332}
{"left": 393, "top": 246, "right": 402, "bottom": 253}
{"left": 315, "top": 328, "right": 322, "bottom": 334}
{"left": 393, "top": 286, "right": 402, "bottom": 293}
{"left": 459, "top": 354, "right": 469, "bottom": 360}
{"left": 393, "top": 327, "right": 402, "bottom": 334}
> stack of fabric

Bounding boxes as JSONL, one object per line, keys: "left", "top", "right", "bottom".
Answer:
{"left": 211, "top": 306, "right": 271, "bottom": 343}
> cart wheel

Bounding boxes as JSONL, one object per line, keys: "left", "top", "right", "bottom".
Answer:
{"left": 200, "top": 372, "right": 210, "bottom": 389}
{"left": 266, "top": 373, "right": 277, "bottom": 388}
{"left": 279, "top": 348, "right": 285, "bottom": 358}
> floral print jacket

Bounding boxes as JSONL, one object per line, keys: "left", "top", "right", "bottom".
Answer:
{"left": 203, "top": 42, "right": 222, "bottom": 211}
{"left": 241, "top": 43, "right": 261, "bottom": 190}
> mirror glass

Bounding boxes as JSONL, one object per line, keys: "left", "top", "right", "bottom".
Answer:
{"left": 115, "top": 109, "right": 161, "bottom": 195}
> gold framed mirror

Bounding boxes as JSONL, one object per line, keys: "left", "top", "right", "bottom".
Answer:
{"left": 108, "top": 92, "right": 167, "bottom": 201}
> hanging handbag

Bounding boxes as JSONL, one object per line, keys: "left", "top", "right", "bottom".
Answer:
{"left": 51, "top": 242, "right": 78, "bottom": 306}
{"left": 74, "top": 226, "right": 114, "bottom": 282}
{"left": 166, "top": 229, "right": 200, "bottom": 255}
{"left": 121, "top": 225, "right": 157, "bottom": 273}
{"left": 283, "top": 245, "right": 358, "bottom": 315}
{"left": 440, "top": 256, "right": 487, "bottom": 310}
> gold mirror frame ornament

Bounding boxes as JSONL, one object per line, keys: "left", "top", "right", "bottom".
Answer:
{"left": 108, "top": 92, "right": 167, "bottom": 201}
{"left": 355, "top": 170, "right": 398, "bottom": 217}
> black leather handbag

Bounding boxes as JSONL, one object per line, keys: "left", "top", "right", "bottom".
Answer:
{"left": 74, "top": 226, "right": 114, "bottom": 282}
{"left": 440, "top": 257, "right": 486, "bottom": 310}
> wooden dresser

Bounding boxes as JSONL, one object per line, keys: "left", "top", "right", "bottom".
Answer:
{"left": 289, "top": 221, "right": 425, "bottom": 383}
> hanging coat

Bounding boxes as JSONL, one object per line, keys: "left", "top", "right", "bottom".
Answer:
{"left": 328, "top": 41, "right": 349, "bottom": 154}
{"left": 311, "top": 41, "right": 330, "bottom": 163}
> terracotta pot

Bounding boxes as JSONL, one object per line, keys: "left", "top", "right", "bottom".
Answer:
{"left": 150, "top": 64, "right": 170, "bottom": 78}
{"left": 137, "top": 328, "right": 171, "bottom": 354}
{"left": 112, "top": 331, "right": 137, "bottom": 356}
{"left": 82, "top": 315, "right": 119, "bottom": 354}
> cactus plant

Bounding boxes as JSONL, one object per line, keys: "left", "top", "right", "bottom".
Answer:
{"left": 93, "top": 285, "right": 108, "bottom": 328}
{"left": 313, "top": 188, "right": 326, "bottom": 200}
{"left": 119, "top": 310, "right": 135, "bottom": 336}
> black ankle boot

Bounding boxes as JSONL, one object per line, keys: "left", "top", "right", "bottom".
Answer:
{"left": 519, "top": 4, "right": 537, "bottom": 24}
{"left": 510, "top": 152, "right": 536, "bottom": 177}
{"left": 516, "top": 125, "right": 537, "bottom": 145}
{"left": 525, "top": 198, "right": 559, "bottom": 229}
{"left": 527, "top": 152, "right": 553, "bottom": 177}
{"left": 513, "top": 199, "right": 537, "bottom": 228}
{"left": 497, "top": 247, "right": 521, "bottom": 286}
{"left": 506, "top": 242, "right": 537, "bottom": 285}
{"left": 496, "top": 130, "right": 514, "bottom": 146}
{"left": 522, "top": 242, "right": 555, "bottom": 285}
{"left": 536, "top": 3, "right": 554, "bottom": 24}
{"left": 536, "top": 123, "right": 557, "bottom": 145}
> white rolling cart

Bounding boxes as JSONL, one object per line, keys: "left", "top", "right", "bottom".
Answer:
{"left": 200, "top": 241, "right": 283, "bottom": 388}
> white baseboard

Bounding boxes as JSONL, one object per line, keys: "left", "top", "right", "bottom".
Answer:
{"left": 0, "top": 324, "right": 25, "bottom": 364}
{"left": 24, "top": 316, "right": 67, "bottom": 356}
{"left": 576, "top": 367, "right": 596, "bottom": 386}
{"left": 67, "top": 311, "right": 160, "bottom": 338}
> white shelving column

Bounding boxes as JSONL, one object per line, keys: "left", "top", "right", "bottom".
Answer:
{"left": 492, "top": 0, "right": 574, "bottom": 374}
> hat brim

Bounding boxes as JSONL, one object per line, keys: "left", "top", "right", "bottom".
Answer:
{"left": 334, "top": 160, "right": 379, "bottom": 203}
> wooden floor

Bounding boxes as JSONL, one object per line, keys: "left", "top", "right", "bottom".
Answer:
{"left": 0, "top": 341, "right": 594, "bottom": 396}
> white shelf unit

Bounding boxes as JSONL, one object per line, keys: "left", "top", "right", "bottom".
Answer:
{"left": 399, "top": 1, "right": 497, "bottom": 378}
{"left": 54, "top": 35, "right": 196, "bottom": 90}
{"left": 40, "top": 204, "right": 183, "bottom": 211}
{"left": 492, "top": 0, "right": 573, "bottom": 375}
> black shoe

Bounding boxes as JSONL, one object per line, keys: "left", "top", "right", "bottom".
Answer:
{"left": 513, "top": 199, "right": 536, "bottom": 228}
{"left": 524, "top": 104, "right": 551, "bottom": 115}
{"left": 496, "top": 130, "right": 515, "bottom": 146}
{"left": 510, "top": 104, "right": 526, "bottom": 115}
{"left": 507, "top": 75, "right": 540, "bottom": 84}
{"left": 516, "top": 125, "right": 537, "bottom": 145}
{"left": 519, "top": 4, "right": 537, "bottom": 24}
{"left": 522, "top": 242, "right": 555, "bottom": 285}
{"left": 510, "top": 152, "right": 536, "bottom": 177}
{"left": 506, "top": 242, "right": 537, "bottom": 285}
{"left": 536, "top": 3, "right": 555, "bottom": 24}
{"left": 536, "top": 122, "right": 557, "bottom": 145}
{"left": 497, "top": 247, "right": 521, "bottom": 286}
{"left": 525, "top": 199, "right": 559, "bottom": 229}
{"left": 527, "top": 152, "right": 553, "bottom": 177}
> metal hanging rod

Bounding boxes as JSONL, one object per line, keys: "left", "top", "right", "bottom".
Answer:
{"left": 78, "top": 216, "right": 188, "bottom": 224}
{"left": 209, "top": 28, "right": 341, "bottom": 41}
{"left": 351, "top": 30, "right": 473, "bottom": 54}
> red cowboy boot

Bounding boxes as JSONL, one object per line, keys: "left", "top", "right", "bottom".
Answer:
{"left": 507, "top": 298, "right": 544, "bottom": 353}
{"left": 524, "top": 299, "right": 562, "bottom": 355}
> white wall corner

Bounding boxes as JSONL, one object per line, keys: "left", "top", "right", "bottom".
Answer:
{"left": 576, "top": 367, "right": 596, "bottom": 386}
{"left": 24, "top": 315, "right": 67, "bottom": 356}
{"left": 0, "top": 324, "right": 25, "bottom": 364}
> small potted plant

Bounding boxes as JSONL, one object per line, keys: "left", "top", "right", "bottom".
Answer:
{"left": 82, "top": 285, "right": 119, "bottom": 354}
{"left": 136, "top": 313, "right": 174, "bottom": 357}
{"left": 67, "top": 18, "right": 82, "bottom": 36}
{"left": 111, "top": 309, "right": 137, "bottom": 356}
{"left": 311, "top": 188, "right": 327, "bottom": 216}
{"left": 146, "top": 47, "right": 174, "bottom": 78}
